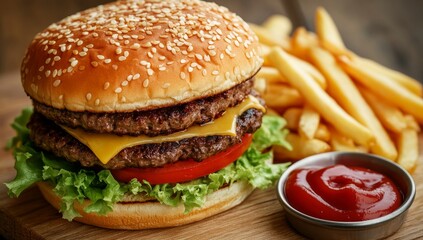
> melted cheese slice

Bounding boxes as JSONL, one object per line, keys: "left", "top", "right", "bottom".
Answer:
{"left": 62, "top": 95, "right": 265, "bottom": 164}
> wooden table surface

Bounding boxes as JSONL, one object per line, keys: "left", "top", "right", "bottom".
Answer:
{"left": 0, "top": 71, "right": 422, "bottom": 239}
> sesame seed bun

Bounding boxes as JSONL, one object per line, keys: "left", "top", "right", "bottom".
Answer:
{"left": 37, "top": 180, "right": 254, "bottom": 230}
{"left": 22, "top": 0, "right": 262, "bottom": 112}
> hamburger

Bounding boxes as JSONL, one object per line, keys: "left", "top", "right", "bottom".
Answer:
{"left": 6, "top": 0, "right": 290, "bottom": 229}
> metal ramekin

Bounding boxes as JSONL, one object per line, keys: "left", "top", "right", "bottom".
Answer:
{"left": 277, "top": 152, "right": 416, "bottom": 240}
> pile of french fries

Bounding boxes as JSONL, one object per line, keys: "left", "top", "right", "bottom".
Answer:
{"left": 251, "top": 8, "right": 422, "bottom": 173}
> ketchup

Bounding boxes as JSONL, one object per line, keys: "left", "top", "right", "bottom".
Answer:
{"left": 285, "top": 164, "right": 402, "bottom": 221}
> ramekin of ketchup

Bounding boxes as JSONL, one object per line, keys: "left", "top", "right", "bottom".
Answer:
{"left": 277, "top": 152, "right": 416, "bottom": 240}
{"left": 285, "top": 164, "right": 402, "bottom": 221}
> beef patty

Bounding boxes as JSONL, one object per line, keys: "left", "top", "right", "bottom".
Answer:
{"left": 33, "top": 78, "right": 255, "bottom": 137}
{"left": 28, "top": 107, "right": 263, "bottom": 169}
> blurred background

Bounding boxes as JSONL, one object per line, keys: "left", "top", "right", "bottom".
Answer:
{"left": 0, "top": 0, "right": 422, "bottom": 82}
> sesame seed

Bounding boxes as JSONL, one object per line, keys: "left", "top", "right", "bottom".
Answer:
{"left": 45, "top": 58, "right": 51, "bottom": 64}
{"left": 204, "top": 55, "right": 211, "bottom": 62}
{"left": 45, "top": 70, "right": 51, "bottom": 77}
{"left": 159, "top": 66, "right": 166, "bottom": 71}
{"left": 133, "top": 73, "right": 140, "bottom": 80}
{"left": 116, "top": 47, "right": 122, "bottom": 54}
{"left": 71, "top": 60, "right": 78, "bottom": 67}
{"left": 104, "top": 82, "right": 110, "bottom": 89}
{"left": 39, "top": 66, "right": 44, "bottom": 72}
{"left": 112, "top": 65, "right": 118, "bottom": 70}
{"left": 114, "top": 87, "right": 122, "bottom": 93}
{"left": 180, "top": 59, "right": 187, "bottom": 64}
{"left": 124, "top": 51, "right": 129, "bottom": 57}
{"left": 127, "top": 75, "right": 133, "bottom": 81}
{"left": 202, "top": 69, "right": 207, "bottom": 76}
{"left": 104, "top": 59, "right": 112, "bottom": 64}
{"left": 53, "top": 79, "right": 61, "bottom": 87}
{"left": 188, "top": 67, "right": 193, "bottom": 72}
{"left": 195, "top": 54, "right": 203, "bottom": 60}
{"left": 122, "top": 80, "right": 129, "bottom": 86}
{"left": 180, "top": 72, "right": 186, "bottom": 80}
{"left": 97, "top": 55, "right": 105, "bottom": 60}
{"left": 67, "top": 66, "right": 73, "bottom": 72}
{"left": 147, "top": 69, "right": 154, "bottom": 76}
{"left": 220, "top": 53, "right": 224, "bottom": 60}
{"left": 91, "top": 61, "right": 99, "bottom": 67}
{"left": 52, "top": 69, "right": 58, "bottom": 77}
{"left": 95, "top": 99, "right": 100, "bottom": 106}
{"left": 59, "top": 95, "right": 63, "bottom": 100}
{"left": 147, "top": 52, "right": 153, "bottom": 58}
{"left": 212, "top": 70, "right": 220, "bottom": 75}
{"left": 162, "top": 83, "right": 170, "bottom": 88}
{"left": 86, "top": 44, "right": 94, "bottom": 48}
{"left": 86, "top": 93, "right": 92, "bottom": 101}
{"left": 118, "top": 56, "right": 126, "bottom": 61}
{"left": 143, "top": 79, "right": 149, "bottom": 88}
{"left": 77, "top": 40, "right": 83, "bottom": 46}
{"left": 226, "top": 72, "right": 231, "bottom": 80}
{"left": 209, "top": 50, "right": 216, "bottom": 56}
{"left": 159, "top": 56, "right": 166, "bottom": 61}
{"left": 131, "top": 43, "right": 141, "bottom": 49}
{"left": 79, "top": 52, "right": 87, "bottom": 57}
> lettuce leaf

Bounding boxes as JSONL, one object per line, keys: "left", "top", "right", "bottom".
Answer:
{"left": 5, "top": 108, "right": 291, "bottom": 220}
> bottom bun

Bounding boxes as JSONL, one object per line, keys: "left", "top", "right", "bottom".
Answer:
{"left": 37, "top": 181, "right": 254, "bottom": 230}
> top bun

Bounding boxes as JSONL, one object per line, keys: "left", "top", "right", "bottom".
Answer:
{"left": 21, "top": 0, "right": 262, "bottom": 112}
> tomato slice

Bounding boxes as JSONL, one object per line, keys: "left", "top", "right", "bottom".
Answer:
{"left": 111, "top": 134, "right": 253, "bottom": 185}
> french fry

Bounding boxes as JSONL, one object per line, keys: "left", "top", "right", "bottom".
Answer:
{"left": 262, "top": 15, "right": 292, "bottom": 41}
{"left": 290, "top": 27, "right": 319, "bottom": 60}
{"left": 263, "top": 84, "right": 304, "bottom": 113}
{"left": 329, "top": 126, "right": 367, "bottom": 152}
{"left": 356, "top": 57, "right": 423, "bottom": 97}
{"left": 289, "top": 54, "right": 327, "bottom": 89}
{"left": 310, "top": 47, "right": 397, "bottom": 160}
{"left": 404, "top": 115, "right": 421, "bottom": 132}
{"left": 299, "top": 105, "right": 320, "bottom": 139}
{"left": 282, "top": 108, "right": 302, "bottom": 131}
{"left": 315, "top": 123, "right": 331, "bottom": 142}
{"left": 396, "top": 129, "right": 419, "bottom": 173}
{"left": 315, "top": 7, "right": 352, "bottom": 57}
{"left": 273, "top": 133, "right": 331, "bottom": 161}
{"left": 254, "top": 77, "right": 267, "bottom": 94}
{"left": 259, "top": 43, "right": 272, "bottom": 66}
{"left": 359, "top": 86, "right": 407, "bottom": 133}
{"left": 263, "top": 45, "right": 327, "bottom": 88}
{"left": 269, "top": 47, "right": 373, "bottom": 146}
{"left": 249, "top": 23, "right": 290, "bottom": 49}
{"left": 257, "top": 66, "right": 287, "bottom": 85}
{"left": 339, "top": 56, "right": 423, "bottom": 123}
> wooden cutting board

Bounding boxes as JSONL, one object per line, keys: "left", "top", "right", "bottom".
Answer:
{"left": 0, "top": 72, "right": 422, "bottom": 239}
